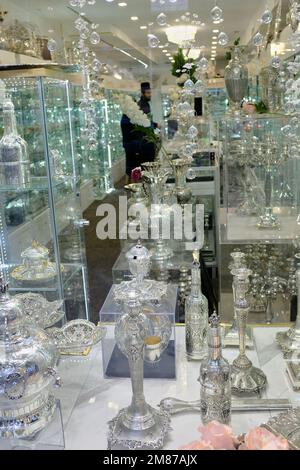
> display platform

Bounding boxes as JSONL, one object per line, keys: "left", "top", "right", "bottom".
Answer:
{"left": 54, "top": 326, "right": 300, "bottom": 450}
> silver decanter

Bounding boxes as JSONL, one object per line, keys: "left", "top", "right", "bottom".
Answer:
{"left": 0, "top": 281, "right": 60, "bottom": 439}
{"left": 224, "top": 47, "right": 248, "bottom": 114}
{"left": 230, "top": 268, "right": 267, "bottom": 395}
{"left": 107, "top": 290, "right": 171, "bottom": 450}
{"left": 200, "top": 313, "right": 231, "bottom": 425}
{"left": 185, "top": 251, "right": 208, "bottom": 361}
{"left": 0, "top": 97, "right": 30, "bottom": 186}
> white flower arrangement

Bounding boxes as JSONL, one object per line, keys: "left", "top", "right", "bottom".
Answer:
{"left": 114, "top": 94, "right": 151, "bottom": 128}
{"left": 176, "top": 73, "right": 189, "bottom": 85}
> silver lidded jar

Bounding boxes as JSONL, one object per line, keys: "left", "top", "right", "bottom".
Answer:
{"left": 0, "top": 281, "right": 60, "bottom": 439}
{"left": 200, "top": 313, "right": 231, "bottom": 425}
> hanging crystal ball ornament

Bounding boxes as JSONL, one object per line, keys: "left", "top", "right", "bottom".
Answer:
{"left": 271, "top": 55, "right": 281, "bottom": 69}
{"left": 157, "top": 12, "right": 167, "bottom": 26}
{"left": 211, "top": 5, "right": 223, "bottom": 23}
{"left": 253, "top": 32, "right": 264, "bottom": 47}
{"left": 47, "top": 38, "right": 57, "bottom": 52}
{"left": 218, "top": 32, "right": 229, "bottom": 46}
{"left": 187, "top": 125, "right": 198, "bottom": 139}
{"left": 92, "top": 58, "right": 102, "bottom": 72}
{"left": 198, "top": 56, "right": 209, "bottom": 71}
{"left": 87, "top": 0, "right": 96, "bottom": 4}
{"left": 194, "top": 78, "right": 205, "bottom": 94}
{"left": 183, "top": 78, "right": 195, "bottom": 92}
{"left": 261, "top": 8, "right": 273, "bottom": 24}
{"left": 90, "top": 31, "right": 100, "bottom": 45}
{"left": 148, "top": 34, "right": 160, "bottom": 48}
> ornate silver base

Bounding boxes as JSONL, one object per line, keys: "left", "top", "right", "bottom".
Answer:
{"left": 150, "top": 241, "right": 173, "bottom": 261}
{"left": 107, "top": 406, "right": 171, "bottom": 450}
{"left": 276, "top": 328, "right": 300, "bottom": 359}
{"left": 231, "top": 355, "right": 267, "bottom": 395}
{"left": 222, "top": 325, "right": 254, "bottom": 349}
{"left": 286, "top": 362, "right": 300, "bottom": 391}
{"left": 0, "top": 395, "right": 57, "bottom": 440}
{"left": 257, "top": 208, "right": 280, "bottom": 229}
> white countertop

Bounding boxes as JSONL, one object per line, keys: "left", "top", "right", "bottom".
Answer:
{"left": 55, "top": 326, "right": 300, "bottom": 450}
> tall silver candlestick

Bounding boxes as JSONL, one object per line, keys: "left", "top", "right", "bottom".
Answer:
{"left": 222, "top": 251, "right": 254, "bottom": 348}
{"left": 107, "top": 291, "right": 170, "bottom": 450}
{"left": 277, "top": 269, "right": 300, "bottom": 359}
{"left": 231, "top": 268, "right": 267, "bottom": 395}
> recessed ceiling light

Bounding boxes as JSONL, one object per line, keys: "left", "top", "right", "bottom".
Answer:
{"left": 166, "top": 53, "right": 171, "bottom": 56}
{"left": 212, "top": 46, "right": 217, "bottom": 49}
{"left": 213, "top": 29, "right": 219, "bottom": 33}
{"left": 140, "top": 25, "right": 147, "bottom": 30}
{"left": 158, "top": 45, "right": 164, "bottom": 48}
{"left": 118, "top": 2, "right": 127, "bottom": 6}
{"left": 212, "top": 36, "right": 217, "bottom": 39}
{"left": 212, "top": 41, "right": 217, "bottom": 45}
{"left": 162, "top": 49, "right": 168, "bottom": 52}
{"left": 131, "top": 16, "right": 139, "bottom": 21}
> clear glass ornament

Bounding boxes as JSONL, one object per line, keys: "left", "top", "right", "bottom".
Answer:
{"left": 271, "top": 55, "right": 281, "bottom": 69}
{"left": 47, "top": 38, "right": 57, "bottom": 52}
{"left": 90, "top": 31, "right": 100, "bottom": 45}
{"left": 187, "top": 125, "right": 198, "bottom": 139}
{"left": 211, "top": 5, "right": 223, "bottom": 22}
{"left": 290, "top": 117, "right": 299, "bottom": 129}
{"left": 198, "top": 56, "right": 209, "bottom": 71}
{"left": 80, "top": 28, "right": 90, "bottom": 40}
{"left": 92, "top": 58, "right": 102, "bottom": 72}
{"left": 194, "top": 78, "right": 205, "bottom": 94}
{"left": 253, "top": 32, "right": 264, "bottom": 47}
{"left": 218, "top": 32, "right": 229, "bottom": 46}
{"left": 261, "top": 8, "right": 273, "bottom": 24}
{"left": 183, "top": 78, "right": 195, "bottom": 91}
{"left": 88, "top": 0, "right": 96, "bottom": 4}
{"left": 281, "top": 125, "right": 292, "bottom": 136}
{"left": 69, "top": 0, "right": 79, "bottom": 6}
{"left": 148, "top": 34, "right": 160, "bottom": 48}
{"left": 157, "top": 13, "right": 167, "bottom": 26}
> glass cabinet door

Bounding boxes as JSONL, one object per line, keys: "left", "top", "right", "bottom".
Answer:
{"left": 0, "top": 75, "right": 90, "bottom": 323}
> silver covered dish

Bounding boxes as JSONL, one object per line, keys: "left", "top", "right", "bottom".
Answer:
{"left": 0, "top": 282, "right": 60, "bottom": 439}
{"left": 11, "top": 241, "right": 64, "bottom": 284}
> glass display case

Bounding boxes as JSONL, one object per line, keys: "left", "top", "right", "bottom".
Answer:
{"left": 220, "top": 114, "right": 300, "bottom": 242}
{"left": 218, "top": 113, "right": 300, "bottom": 325}
{"left": 0, "top": 70, "right": 91, "bottom": 322}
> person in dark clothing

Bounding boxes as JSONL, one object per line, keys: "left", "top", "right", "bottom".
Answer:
{"left": 121, "top": 83, "right": 160, "bottom": 179}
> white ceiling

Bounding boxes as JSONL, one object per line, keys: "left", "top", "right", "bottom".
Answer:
{"left": 7, "top": 0, "right": 289, "bottom": 73}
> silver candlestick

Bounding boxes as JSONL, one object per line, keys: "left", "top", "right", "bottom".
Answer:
{"left": 107, "top": 291, "right": 170, "bottom": 450}
{"left": 231, "top": 268, "right": 267, "bottom": 395}
{"left": 277, "top": 269, "right": 300, "bottom": 360}
{"left": 222, "top": 251, "right": 254, "bottom": 348}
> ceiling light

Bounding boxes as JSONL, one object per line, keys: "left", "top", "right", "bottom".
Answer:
{"left": 131, "top": 16, "right": 139, "bottom": 21}
{"left": 140, "top": 25, "right": 147, "bottom": 30}
{"left": 162, "top": 49, "right": 168, "bottom": 52}
{"left": 166, "top": 53, "right": 171, "bottom": 56}
{"left": 212, "top": 36, "right": 217, "bottom": 39}
{"left": 212, "top": 41, "right": 217, "bottom": 44}
{"left": 213, "top": 29, "right": 219, "bottom": 33}
{"left": 118, "top": 2, "right": 127, "bottom": 6}
{"left": 166, "top": 25, "right": 198, "bottom": 45}
{"left": 158, "top": 45, "right": 164, "bottom": 48}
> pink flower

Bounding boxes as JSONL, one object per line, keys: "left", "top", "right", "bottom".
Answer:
{"left": 131, "top": 167, "right": 142, "bottom": 182}
{"left": 180, "top": 440, "right": 214, "bottom": 451}
{"left": 198, "top": 421, "right": 239, "bottom": 450}
{"left": 239, "top": 427, "right": 289, "bottom": 451}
